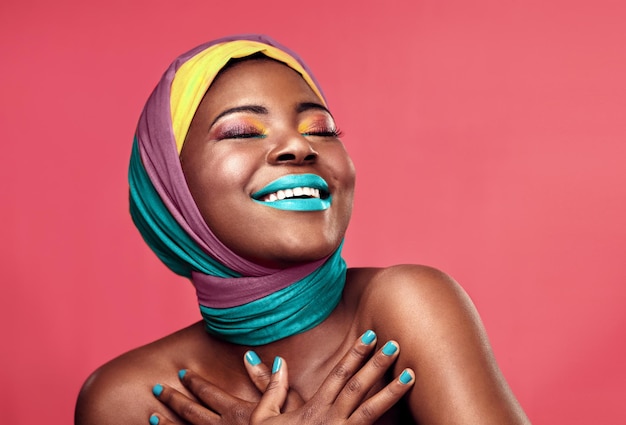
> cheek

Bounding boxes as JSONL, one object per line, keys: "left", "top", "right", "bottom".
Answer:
{"left": 206, "top": 147, "right": 258, "bottom": 191}
{"left": 324, "top": 146, "right": 356, "bottom": 226}
{"left": 338, "top": 152, "right": 356, "bottom": 222}
{"left": 327, "top": 146, "right": 356, "bottom": 193}
{"left": 182, "top": 147, "right": 257, "bottom": 230}
{"left": 215, "top": 156, "right": 249, "bottom": 184}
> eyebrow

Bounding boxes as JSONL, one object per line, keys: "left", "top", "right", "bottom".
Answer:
{"left": 296, "top": 102, "right": 333, "bottom": 117}
{"left": 210, "top": 102, "right": 333, "bottom": 128}
{"left": 210, "top": 105, "right": 269, "bottom": 127}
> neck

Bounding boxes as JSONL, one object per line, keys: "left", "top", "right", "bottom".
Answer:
{"left": 196, "top": 247, "right": 347, "bottom": 345}
{"left": 209, "top": 299, "right": 351, "bottom": 382}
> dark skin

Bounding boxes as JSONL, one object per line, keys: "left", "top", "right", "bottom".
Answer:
{"left": 75, "top": 59, "right": 531, "bottom": 424}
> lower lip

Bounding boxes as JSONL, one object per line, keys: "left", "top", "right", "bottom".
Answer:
{"left": 253, "top": 196, "right": 332, "bottom": 211}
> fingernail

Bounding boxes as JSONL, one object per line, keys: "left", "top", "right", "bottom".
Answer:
{"left": 272, "top": 356, "right": 282, "bottom": 374}
{"left": 361, "top": 330, "right": 376, "bottom": 345}
{"left": 399, "top": 369, "right": 413, "bottom": 384}
{"left": 382, "top": 341, "right": 398, "bottom": 356}
{"left": 152, "top": 383, "right": 163, "bottom": 397}
{"left": 178, "top": 369, "right": 187, "bottom": 380}
{"left": 149, "top": 414, "right": 159, "bottom": 425}
{"left": 246, "top": 351, "right": 261, "bottom": 366}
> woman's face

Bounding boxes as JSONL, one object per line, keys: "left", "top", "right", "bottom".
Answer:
{"left": 180, "top": 58, "right": 355, "bottom": 269}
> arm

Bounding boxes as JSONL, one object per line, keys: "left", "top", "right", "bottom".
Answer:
{"left": 365, "top": 265, "right": 531, "bottom": 425}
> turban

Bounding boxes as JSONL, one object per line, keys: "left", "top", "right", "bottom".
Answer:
{"left": 128, "top": 34, "right": 346, "bottom": 345}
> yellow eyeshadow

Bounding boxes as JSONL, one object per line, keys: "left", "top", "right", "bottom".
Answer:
{"left": 212, "top": 116, "right": 267, "bottom": 140}
{"left": 298, "top": 116, "right": 333, "bottom": 134}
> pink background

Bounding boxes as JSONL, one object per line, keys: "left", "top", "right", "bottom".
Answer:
{"left": 1, "top": 0, "right": 625, "bottom": 423}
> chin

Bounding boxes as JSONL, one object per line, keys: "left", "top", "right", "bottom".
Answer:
{"left": 252, "top": 238, "right": 342, "bottom": 269}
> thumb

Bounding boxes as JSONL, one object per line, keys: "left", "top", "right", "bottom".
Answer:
{"left": 251, "top": 356, "right": 289, "bottom": 422}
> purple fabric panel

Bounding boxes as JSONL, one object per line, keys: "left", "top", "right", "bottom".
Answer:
{"left": 137, "top": 70, "right": 273, "bottom": 276}
{"left": 192, "top": 259, "right": 325, "bottom": 308}
{"left": 137, "top": 36, "right": 278, "bottom": 276}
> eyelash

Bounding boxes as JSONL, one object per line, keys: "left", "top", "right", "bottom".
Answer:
{"left": 216, "top": 124, "right": 343, "bottom": 140}
{"left": 301, "top": 127, "right": 344, "bottom": 138}
{"left": 218, "top": 125, "right": 266, "bottom": 140}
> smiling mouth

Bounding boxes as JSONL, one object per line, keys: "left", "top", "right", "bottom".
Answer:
{"left": 251, "top": 174, "right": 332, "bottom": 211}
{"left": 259, "top": 186, "right": 327, "bottom": 202}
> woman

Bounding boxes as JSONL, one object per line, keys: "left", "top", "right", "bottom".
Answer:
{"left": 75, "top": 34, "right": 530, "bottom": 424}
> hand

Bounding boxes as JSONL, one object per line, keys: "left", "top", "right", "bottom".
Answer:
{"left": 149, "top": 330, "right": 414, "bottom": 424}
{"left": 148, "top": 353, "right": 306, "bottom": 424}
{"left": 250, "top": 331, "right": 414, "bottom": 425}
{"left": 149, "top": 368, "right": 259, "bottom": 425}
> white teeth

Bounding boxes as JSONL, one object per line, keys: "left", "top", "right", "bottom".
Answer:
{"left": 261, "top": 187, "right": 322, "bottom": 202}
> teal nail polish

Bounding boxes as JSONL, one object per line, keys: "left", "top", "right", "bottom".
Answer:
{"left": 361, "top": 330, "right": 376, "bottom": 345}
{"left": 382, "top": 341, "right": 398, "bottom": 356}
{"left": 399, "top": 370, "right": 413, "bottom": 384}
{"left": 152, "top": 384, "right": 163, "bottom": 397}
{"left": 246, "top": 351, "right": 261, "bottom": 366}
{"left": 272, "top": 357, "right": 282, "bottom": 374}
{"left": 178, "top": 369, "right": 187, "bottom": 380}
{"left": 149, "top": 414, "right": 159, "bottom": 425}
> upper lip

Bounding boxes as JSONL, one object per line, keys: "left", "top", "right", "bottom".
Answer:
{"left": 251, "top": 174, "right": 330, "bottom": 200}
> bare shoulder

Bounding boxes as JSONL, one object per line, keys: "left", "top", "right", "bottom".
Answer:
{"left": 355, "top": 264, "right": 492, "bottom": 364}
{"left": 347, "top": 265, "right": 531, "bottom": 424}
{"left": 348, "top": 264, "right": 470, "bottom": 325}
{"left": 75, "top": 323, "right": 203, "bottom": 425}
{"left": 347, "top": 264, "right": 480, "bottom": 357}
{"left": 75, "top": 349, "right": 155, "bottom": 424}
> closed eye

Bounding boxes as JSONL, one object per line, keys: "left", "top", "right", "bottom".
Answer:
{"left": 227, "top": 132, "right": 267, "bottom": 139}
{"left": 215, "top": 123, "right": 267, "bottom": 140}
{"left": 302, "top": 128, "right": 343, "bottom": 138}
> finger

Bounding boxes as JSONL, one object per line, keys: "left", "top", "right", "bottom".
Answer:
{"left": 250, "top": 357, "right": 289, "bottom": 422}
{"left": 152, "top": 382, "right": 218, "bottom": 424}
{"left": 315, "top": 329, "right": 378, "bottom": 404}
{"left": 178, "top": 369, "right": 244, "bottom": 414}
{"left": 348, "top": 368, "right": 415, "bottom": 424}
{"left": 243, "top": 351, "right": 305, "bottom": 410}
{"left": 283, "top": 387, "right": 306, "bottom": 412}
{"left": 147, "top": 413, "right": 180, "bottom": 425}
{"left": 243, "top": 351, "right": 272, "bottom": 393}
{"left": 335, "top": 340, "right": 402, "bottom": 414}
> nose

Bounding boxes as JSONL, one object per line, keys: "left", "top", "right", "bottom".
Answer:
{"left": 267, "top": 132, "right": 318, "bottom": 165}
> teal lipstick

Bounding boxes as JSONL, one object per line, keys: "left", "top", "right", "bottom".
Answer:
{"left": 252, "top": 173, "right": 331, "bottom": 211}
